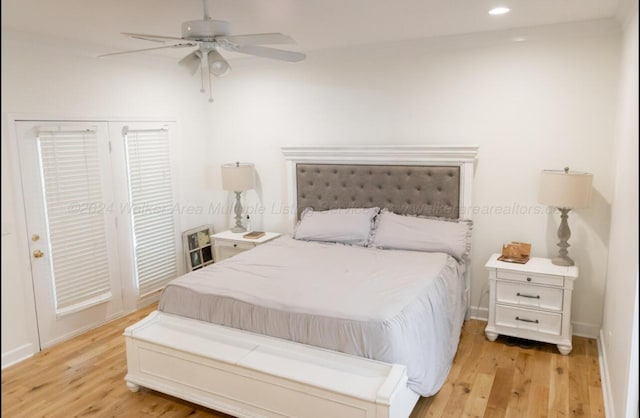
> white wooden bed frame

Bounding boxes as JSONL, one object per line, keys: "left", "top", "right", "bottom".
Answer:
{"left": 125, "top": 145, "right": 478, "bottom": 418}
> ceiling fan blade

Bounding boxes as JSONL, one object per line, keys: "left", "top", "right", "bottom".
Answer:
{"left": 217, "top": 33, "right": 295, "bottom": 46}
{"left": 98, "top": 43, "right": 196, "bottom": 58}
{"left": 122, "top": 32, "right": 186, "bottom": 42}
{"left": 128, "top": 35, "right": 165, "bottom": 44}
{"left": 178, "top": 50, "right": 202, "bottom": 75}
{"left": 207, "top": 50, "right": 231, "bottom": 77}
{"left": 228, "top": 44, "right": 306, "bottom": 62}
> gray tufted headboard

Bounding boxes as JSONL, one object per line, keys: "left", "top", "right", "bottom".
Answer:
{"left": 295, "top": 164, "right": 460, "bottom": 219}
{"left": 282, "top": 145, "right": 478, "bottom": 226}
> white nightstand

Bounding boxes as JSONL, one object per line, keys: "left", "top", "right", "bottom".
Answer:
{"left": 484, "top": 253, "right": 578, "bottom": 355}
{"left": 211, "top": 230, "right": 281, "bottom": 262}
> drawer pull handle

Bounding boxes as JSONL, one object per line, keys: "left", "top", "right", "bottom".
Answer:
{"left": 515, "top": 316, "right": 539, "bottom": 324}
{"left": 526, "top": 277, "right": 532, "bottom": 282}
{"left": 233, "top": 244, "right": 238, "bottom": 248}
{"left": 517, "top": 292, "right": 540, "bottom": 299}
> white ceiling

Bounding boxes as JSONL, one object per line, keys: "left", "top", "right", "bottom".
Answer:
{"left": 2, "top": 0, "right": 620, "bottom": 55}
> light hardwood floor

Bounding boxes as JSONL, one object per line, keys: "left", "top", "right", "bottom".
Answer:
{"left": 2, "top": 305, "right": 605, "bottom": 418}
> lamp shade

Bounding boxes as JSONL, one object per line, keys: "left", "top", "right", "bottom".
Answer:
{"left": 221, "top": 162, "right": 255, "bottom": 192}
{"left": 538, "top": 169, "right": 593, "bottom": 209}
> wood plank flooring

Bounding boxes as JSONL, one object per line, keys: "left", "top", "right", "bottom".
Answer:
{"left": 1, "top": 305, "right": 605, "bottom": 417}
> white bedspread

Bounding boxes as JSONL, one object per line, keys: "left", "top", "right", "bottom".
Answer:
{"left": 159, "top": 236, "right": 466, "bottom": 396}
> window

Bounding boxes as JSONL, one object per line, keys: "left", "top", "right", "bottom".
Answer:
{"left": 123, "top": 126, "right": 179, "bottom": 296}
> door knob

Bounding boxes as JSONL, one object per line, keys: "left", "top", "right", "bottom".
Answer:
{"left": 33, "top": 249, "right": 44, "bottom": 258}
{"left": 32, "top": 234, "right": 40, "bottom": 242}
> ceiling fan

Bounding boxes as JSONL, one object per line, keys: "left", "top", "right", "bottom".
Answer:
{"left": 99, "top": 0, "right": 306, "bottom": 102}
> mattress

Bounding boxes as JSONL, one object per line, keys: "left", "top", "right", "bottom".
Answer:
{"left": 159, "top": 236, "right": 466, "bottom": 396}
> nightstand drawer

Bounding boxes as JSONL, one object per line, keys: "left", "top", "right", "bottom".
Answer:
{"left": 497, "top": 270, "right": 564, "bottom": 287}
{"left": 496, "top": 281, "right": 563, "bottom": 311}
{"left": 495, "top": 305, "right": 562, "bottom": 336}
{"left": 214, "top": 245, "right": 245, "bottom": 262}
{"left": 214, "top": 241, "right": 255, "bottom": 251}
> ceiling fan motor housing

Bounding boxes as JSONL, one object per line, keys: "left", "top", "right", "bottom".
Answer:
{"left": 182, "top": 20, "right": 231, "bottom": 41}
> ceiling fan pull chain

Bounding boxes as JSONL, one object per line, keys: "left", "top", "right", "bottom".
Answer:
{"left": 199, "top": 59, "right": 206, "bottom": 93}
{"left": 208, "top": 71, "right": 214, "bottom": 103}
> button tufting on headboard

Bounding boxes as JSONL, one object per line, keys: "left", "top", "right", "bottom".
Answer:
{"left": 295, "top": 164, "right": 460, "bottom": 219}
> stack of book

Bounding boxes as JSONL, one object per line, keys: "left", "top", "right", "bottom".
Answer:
{"left": 498, "top": 241, "right": 531, "bottom": 264}
{"left": 243, "top": 231, "right": 265, "bottom": 239}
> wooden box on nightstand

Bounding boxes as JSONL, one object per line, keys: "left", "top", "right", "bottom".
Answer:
{"left": 211, "top": 230, "right": 281, "bottom": 262}
{"left": 484, "top": 253, "right": 578, "bottom": 355}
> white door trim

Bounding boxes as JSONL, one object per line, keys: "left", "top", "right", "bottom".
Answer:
{"left": 5, "top": 114, "right": 42, "bottom": 356}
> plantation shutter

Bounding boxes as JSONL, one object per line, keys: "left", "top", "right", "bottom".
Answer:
{"left": 124, "top": 126, "right": 177, "bottom": 296}
{"left": 38, "top": 128, "right": 112, "bottom": 313}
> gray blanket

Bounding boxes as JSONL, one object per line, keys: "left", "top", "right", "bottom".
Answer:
{"left": 159, "top": 236, "right": 466, "bottom": 396}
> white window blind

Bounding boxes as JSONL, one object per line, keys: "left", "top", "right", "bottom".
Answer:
{"left": 124, "top": 127, "right": 177, "bottom": 296}
{"left": 38, "top": 129, "right": 112, "bottom": 312}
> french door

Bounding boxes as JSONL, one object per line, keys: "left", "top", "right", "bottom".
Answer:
{"left": 17, "top": 121, "right": 123, "bottom": 348}
{"left": 16, "top": 120, "right": 183, "bottom": 349}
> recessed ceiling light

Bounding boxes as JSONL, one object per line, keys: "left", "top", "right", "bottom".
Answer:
{"left": 489, "top": 7, "right": 510, "bottom": 15}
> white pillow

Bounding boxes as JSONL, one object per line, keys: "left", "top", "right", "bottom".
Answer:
{"left": 293, "top": 207, "right": 380, "bottom": 246}
{"left": 370, "top": 210, "right": 472, "bottom": 260}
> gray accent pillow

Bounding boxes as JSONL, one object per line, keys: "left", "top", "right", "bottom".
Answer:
{"left": 370, "top": 209, "right": 472, "bottom": 260}
{"left": 293, "top": 207, "right": 380, "bottom": 246}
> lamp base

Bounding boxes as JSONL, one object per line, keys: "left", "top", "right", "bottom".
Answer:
{"left": 552, "top": 255, "right": 574, "bottom": 266}
{"left": 231, "top": 225, "right": 247, "bottom": 233}
{"left": 231, "top": 191, "right": 246, "bottom": 233}
{"left": 552, "top": 208, "right": 575, "bottom": 266}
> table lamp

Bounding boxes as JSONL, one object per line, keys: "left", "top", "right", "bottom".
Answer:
{"left": 221, "top": 162, "right": 255, "bottom": 233}
{"left": 538, "top": 167, "right": 593, "bottom": 266}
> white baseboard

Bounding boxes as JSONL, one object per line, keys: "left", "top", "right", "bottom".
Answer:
{"left": 468, "top": 305, "right": 488, "bottom": 321}
{"left": 136, "top": 289, "right": 161, "bottom": 310}
{"left": 572, "top": 322, "right": 601, "bottom": 339}
{"left": 1, "top": 343, "right": 35, "bottom": 370}
{"left": 468, "top": 306, "right": 600, "bottom": 338}
{"left": 598, "top": 329, "right": 614, "bottom": 418}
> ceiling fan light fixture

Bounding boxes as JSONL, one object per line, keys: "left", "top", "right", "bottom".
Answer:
{"left": 210, "top": 61, "right": 230, "bottom": 77}
{"left": 178, "top": 50, "right": 202, "bottom": 75}
{"left": 207, "top": 50, "right": 231, "bottom": 77}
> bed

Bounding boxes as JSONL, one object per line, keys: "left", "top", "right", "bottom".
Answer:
{"left": 124, "top": 145, "right": 478, "bottom": 418}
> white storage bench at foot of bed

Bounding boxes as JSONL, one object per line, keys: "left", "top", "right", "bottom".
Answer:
{"left": 124, "top": 311, "right": 420, "bottom": 418}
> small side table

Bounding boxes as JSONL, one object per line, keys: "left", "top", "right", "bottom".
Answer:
{"left": 484, "top": 253, "right": 578, "bottom": 355}
{"left": 211, "top": 230, "right": 281, "bottom": 262}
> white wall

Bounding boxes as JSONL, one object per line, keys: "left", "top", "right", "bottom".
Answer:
{"left": 204, "top": 20, "right": 621, "bottom": 337}
{"left": 600, "top": 0, "right": 639, "bottom": 416}
{"left": 1, "top": 18, "right": 624, "bottom": 368}
{"left": 1, "top": 36, "right": 212, "bottom": 366}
